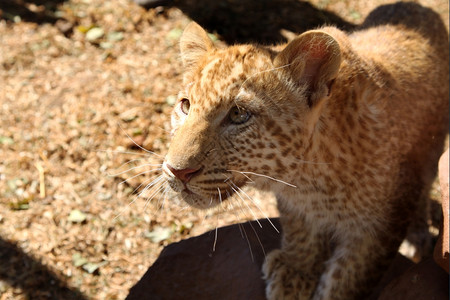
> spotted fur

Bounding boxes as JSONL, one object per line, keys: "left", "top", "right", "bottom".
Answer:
{"left": 162, "top": 3, "right": 449, "bottom": 299}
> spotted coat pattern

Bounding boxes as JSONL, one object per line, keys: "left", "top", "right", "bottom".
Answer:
{"left": 162, "top": 3, "right": 449, "bottom": 299}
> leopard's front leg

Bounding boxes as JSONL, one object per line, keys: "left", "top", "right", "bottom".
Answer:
{"left": 263, "top": 249, "right": 319, "bottom": 300}
{"left": 263, "top": 209, "right": 400, "bottom": 300}
{"left": 263, "top": 214, "right": 328, "bottom": 300}
{"left": 311, "top": 230, "right": 399, "bottom": 300}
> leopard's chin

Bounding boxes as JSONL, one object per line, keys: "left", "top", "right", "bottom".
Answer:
{"left": 178, "top": 187, "right": 233, "bottom": 209}
{"left": 179, "top": 190, "right": 218, "bottom": 209}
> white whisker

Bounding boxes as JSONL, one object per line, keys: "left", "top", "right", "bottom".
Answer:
{"left": 239, "top": 223, "right": 254, "bottom": 262}
{"left": 139, "top": 175, "right": 164, "bottom": 196}
{"left": 118, "top": 123, "right": 163, "bottom": 158}
{"left": 232, "top": 187, "right": 251, "bottom": 220}
{"left": 237, "top": 220, "right": 245, "bottom": 239}
{"left": 177, "top": 204, "right": 190, "bottom": 212}
{"left": 227, "top": 182, "right": 262, "bottom": 228}
{"left": 143, "top": 181, "right": 166, "bottom": 211}
{"left": 213, "top": 223, "right": 218, "bottom": 252}
{"left": 156, "top": 125, "right": 171, "bottom": 134}
{"left": 129, "top": 175, "right": 160, "bottom": 197}
{"left": 118, "top": 169, "right": 161, "bottom": 185}
{"left": 247, "top": 220, "right": 266, "bottom": 257}
{"left": 231, "top": 182, "right": 280, "bottom": 234}
{"left": 113, "top": 176, "right": 161, "bottom": 221}
{"left": 209, "top": 195, "right": 214, "bottom": 207}
{"left": 227, "top": 170, "right": 297, "bottom": 188}
{"left": 113, "top": 176, "right": 163, "bottom": 220}
{"left": 108, "top": 164, "right": 162, "bottom": 177}
{"left": 134, "top": 176, "right": 164, "bottom": 206}
{"left": 114, "top": 157, "right": 152, "bottom": 170}
{"left": 232, "top": 203, "right": 258, "bottom": 262}
{"left": 238, "top": 172, "right": 254, "bottom": 183}
{"left": 114, "top": 197, "right": 138, "bottom": 220}
{"left": 158, "top": 184, "right": 170, "bottom": 211}
{"left": 217, "top": 187, "right": 223, "bottom": 205}
{"left": 95, "top": 149, "right": 154, "bottom": 157}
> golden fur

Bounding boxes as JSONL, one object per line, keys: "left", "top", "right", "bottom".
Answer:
{"left": 162, "top": 2, "right": 449, "bottom": 299}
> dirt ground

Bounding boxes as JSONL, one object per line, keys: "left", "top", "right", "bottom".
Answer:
{"left": 0, "top": 0, "right": 448, "bottom": 299}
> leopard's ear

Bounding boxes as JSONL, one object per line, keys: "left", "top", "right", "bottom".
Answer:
{"left": 180, "top": 22, "right": 215, "bottom": 71}
{"left": 274, "top": 30, "right": 341, "bottom": 107}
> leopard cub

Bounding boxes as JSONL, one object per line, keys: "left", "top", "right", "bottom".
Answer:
{"left": 162, "top": 2, "right": 449, "bottom": 299}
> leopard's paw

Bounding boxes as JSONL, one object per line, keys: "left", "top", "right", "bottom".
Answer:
{"left": 263, "top": 249, "right": 316, "bottom": 300}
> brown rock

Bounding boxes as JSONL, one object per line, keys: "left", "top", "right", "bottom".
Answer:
{"left": 126, "top": 218, "right": 417, "bottom": 300}
{"left": 126, "top": 219, "right": 281, "bottom": 300}
{"left": 378, "top": 258, "right": 449, "bottom": 300}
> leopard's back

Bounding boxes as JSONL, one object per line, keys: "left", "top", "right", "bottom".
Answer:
{"left": 349, "top": 2, "right": 449, "bottom": 188}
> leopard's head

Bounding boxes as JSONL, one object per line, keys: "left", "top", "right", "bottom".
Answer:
{"left": 162, "top": 22, "right": 341, "bottom": 209}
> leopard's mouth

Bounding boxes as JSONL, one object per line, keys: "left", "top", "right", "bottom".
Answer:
{"left": 170, "top": 179, "right": 238, "bottom": 209}
{"left": 162, "top": 163, "right": 247, "bottom": 209}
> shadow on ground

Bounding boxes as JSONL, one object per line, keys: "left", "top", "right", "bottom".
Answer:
{"left": 0, "top": 237, "right": 87, "bottom": 300}
{"left": 141, "top": 0, "right": 356, "bottom": 44}
{"left": 0, "top": 0, "right": 66, "bottom": 23}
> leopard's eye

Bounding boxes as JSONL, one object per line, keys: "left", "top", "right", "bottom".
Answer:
{"left": 229, "top": 106, "right": 251, "bottom": 124}
{"left": 179, "top": 98, "right": 190, "bottom": 115}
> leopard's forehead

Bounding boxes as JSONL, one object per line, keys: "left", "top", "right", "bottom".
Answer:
{"left": 186, "top": 45, "right": 274, "bottom": 109}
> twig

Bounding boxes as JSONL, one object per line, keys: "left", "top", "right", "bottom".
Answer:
{"left": 35, "top": 162, "right": 46, "bottom": 198}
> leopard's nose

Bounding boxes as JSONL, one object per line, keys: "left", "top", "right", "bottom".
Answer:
{"left": 166, "top": 164, "right": 201, "bottom": 184}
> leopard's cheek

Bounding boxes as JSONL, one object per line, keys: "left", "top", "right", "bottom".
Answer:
{"left": 170, "top": 113, "right": 184, "bottom": 135}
